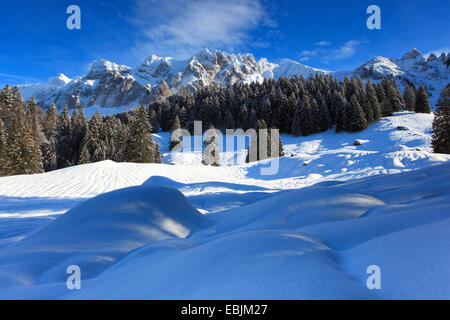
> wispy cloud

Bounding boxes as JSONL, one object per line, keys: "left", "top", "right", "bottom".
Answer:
{"left": 300, "top": 40, "right": 368, "bottom": 65}
{"left": 316, "top": 41, "right": 330, "bottom": 46}
{"left": 300, "top": 49, "right": 318, "bottom": 57}
{"left": 333, "top": 40, "right": 366, "bottom": 60}
{"left": 129, "top": 0, "right": 273, "bottom": 58}
{"left": 0, "top": 72, "right": 39, "bottom": 82}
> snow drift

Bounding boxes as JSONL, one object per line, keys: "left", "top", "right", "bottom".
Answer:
{"left": 0, "top": 185, "right": 210, "bottom": 291}
{"left": 0, "top": 163, "right": 449, "bottom": 299}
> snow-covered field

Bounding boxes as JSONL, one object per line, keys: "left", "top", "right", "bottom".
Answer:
{"left": 0, "top": 112, "right": 449, "bottom": 299}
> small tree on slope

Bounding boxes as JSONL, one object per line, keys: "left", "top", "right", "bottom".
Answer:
{"left": 415, "top": 86, "right": 431, "bottom": 114}
{"left": 127, "top": 105, "right": 156, "bottom": 163}
{"left": 432, "top": 85, "right": 450, "bottom": 154}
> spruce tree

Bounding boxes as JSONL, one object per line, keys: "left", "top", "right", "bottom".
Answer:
{"left": 42, "top": 137, "right": 57, "bottom": 171}
{"left": 154, "top": 142, "right": 162, "bottom": 164}
{"left": 381, "top": 99, "right": 393, "bottom": 117}
{"left": 335, "top": 92, "right": 348, "bottom": 133}
{"left": 404, "top": 86, "right": 416, "bottom": 111}
{"left": 347, "top": 95, "right": 368, "bottom": 132}
{"left": 43, "top": 103, "right": 58, "bottom": 140}
{"left": 366, "top": 81, "right": 381, "bottom": 121}
{"left": 127, "top": 106, "right": 155, "bottom": 163}
{"left": 291, "top": 106, "right": 302, "bottom": 137}
{"left": 56, "top": 105, "right": 72, "bottom": 168}
{"left": 415, "top": 86, "right": 431, "bottom": 113}
{"left": 26, "top": 97, "right": 44, "bottom": 173}
{"left": 0, "top": 119, "right": 6, "bottom": 176}
{"left": 78, "top": 143, "right": 91, "bottom": 165}
{"left": 4, "top": 103, "right": 43, "bottom": 175}
{"left": 299, "top": 97, "right": 314, "bottom": 136}
{"left": 432, "top": 85, "right": 450, "bottom": 154}
{"left": 169, "top": 115, "right": 182, "bottom": 151}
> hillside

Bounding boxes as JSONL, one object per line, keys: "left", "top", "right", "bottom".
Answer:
{"left": 0, "top": 111, "right": 449, "bottom": 299}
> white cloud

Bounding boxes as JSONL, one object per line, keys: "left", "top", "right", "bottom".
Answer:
{"left": 333, "top": 40, "right": 364, "bottom": 60}
{"left": 0, "top": 73, "right": 38, "bottom": 82}
{"left": 300, "top": 49, "right": 318, "bottom": 57}
{"left": 299, "top": 57, "right": 310, "bottom": 62}
{"left": 316, "top": 41, "right": 330, "bottom": 46}
{"left": 130, "top": 0, "right": 272, "bottom": 58}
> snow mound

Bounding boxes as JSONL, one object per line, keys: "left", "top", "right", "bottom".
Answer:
{"left": 0, "top": 185, "right": 210, "bottom": 289}
{"left": 0, "top": 164, "right": 449, "bottom": 299}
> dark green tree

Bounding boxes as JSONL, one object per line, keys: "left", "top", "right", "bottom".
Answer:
{"left": 127, "top": 106, "right": 156, "bottom": 163}
{"left": 415, "top": 86, "right": 431, "bottom": 113}
{"left": 432, "top": 85, "right": 450, "bottom": 154}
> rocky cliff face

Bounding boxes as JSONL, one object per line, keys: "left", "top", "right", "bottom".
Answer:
{"left": 20, "top": 48, "right": 449, "bottom": 110}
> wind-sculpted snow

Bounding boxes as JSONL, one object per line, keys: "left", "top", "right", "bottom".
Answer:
{"left": 0, "top": 164, "right": 449, "bottom": 299}
{"left": 0, "top": 185, "right": 210, "bottom": 293}
{"left": 0, "top": 112, "right": 449, "bottom": 299}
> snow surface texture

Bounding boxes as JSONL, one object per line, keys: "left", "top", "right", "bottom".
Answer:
{"left": 19, "top": 48, "right": 449, "bottom": 112}
{"left": 0, "top": 112, "right": 449, "bottom": 299}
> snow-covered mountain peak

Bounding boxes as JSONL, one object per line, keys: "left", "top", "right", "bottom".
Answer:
{"left": 86, "top": 59, "right": 129, "bottom": 79}
{"left": 17, "top": 48, "right": 450, "bottom": 110}
{"left": 48, "top": 73, "right": 71, "bottom": 87}
{"left": 141, "top": 54, "right": 170, "bottom": 66}
{"left": 402, "top": 48, "right": 425, "bottom": 62}
{"left": 352, "top": 56, "right": 404, "bottom": 80}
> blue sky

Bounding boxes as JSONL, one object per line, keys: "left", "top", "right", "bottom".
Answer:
{"left": 0, "top": 0, "right": 449, "bottom": 86}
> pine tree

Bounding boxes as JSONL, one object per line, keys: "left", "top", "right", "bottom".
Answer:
{"left": 127, "top": 106, "right": 156, "bottom": 163}
{"left": 4, "top": 103, "right": 43, "bottom": 175}
{"left": 404, "top": 85, "right": 416, "bottom": 111}
{"left": 346, "top": 95, "right": 368, "bottom": 132}
{"left": 335, "top": 92, "right": 348, "bottom": 133}
{"left": 415, "top": 86, "right": 431, "bottom": 113}
{"left": 299, "top": 97, "right": 314, "bottom": 136}
{"left": 224, "top": 109, "right": 235, "bottom": 129}
{"left": 432, "top": 85, "right": 450, "bottom": 154}
{"left": 169, "top": 115, "right": 182, "bottom": 151}
{"left": 78, "top": 143, "right": 91, "bottom": 165}
{"left": 381, "top": 99, "right": 393, "bottom": 117}
{"left": 25, "top": 97, "right": 44, "bottom": 173}
{"left": 149, "top": 109, "right": 159, "bottom": 132}
{"left": 375, "top": 83, "right": 386, "bottom": 104}
{"left": 386, "top": 83, "right": 404, "bottom": 112}
{"left": 154, "top": 142, "right": 162, "bottom": 163}
{"left": 0, "top": 119, "right": 6, "bottom": 176}
{"left": 42, "top": 137, "right": 57, "bottom": 171}
{"left": 56, "top": 105, "right": 72, "bottom": 168}
{"left": 291, "top": 106, "right": 302, "bottom": 137}
{"left": 366, "top": 81, "right": 381, "bottom": 121}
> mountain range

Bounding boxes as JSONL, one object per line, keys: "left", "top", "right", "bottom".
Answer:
{"left": 19, "top": 48, "right": 449, "bottom": 110}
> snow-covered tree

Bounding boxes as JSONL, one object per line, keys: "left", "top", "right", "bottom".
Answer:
{"left": 404, "top": 85, "right": 416, "bottom": 111}
{"left": 127, "top": 106, "right": 156, "bottom": 163}
{"left": 415, "top": 86, "right": 431, "bottom": 113}
{"left": 432, "top": 85, "right": 450, "bottom": 154}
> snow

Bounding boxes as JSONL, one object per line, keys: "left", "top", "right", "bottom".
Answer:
{"left": 0, "top": 112, "right": 449, "bottom": 299}
{"left": 19, "top": 48, "right": 449, "bottom": 111}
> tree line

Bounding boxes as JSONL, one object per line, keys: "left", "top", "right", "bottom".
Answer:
{"left": 0, "top": 74, "right": 435, "bottom": 176}
{"left": 0, "top": 85, "right": 161, "bottom": 176}
{"left": 149, "top": 75, "right": 431, "bottom": 138}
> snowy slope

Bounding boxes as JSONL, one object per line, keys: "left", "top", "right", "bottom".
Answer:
{"left": 0, "top": 161, "right": 449, "bottom": 299}
{"left": 0, "top": 112, "right": 449, "bottom": 299}
{"left": 19, "top": 48, "right": 449, "bottom": 111}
